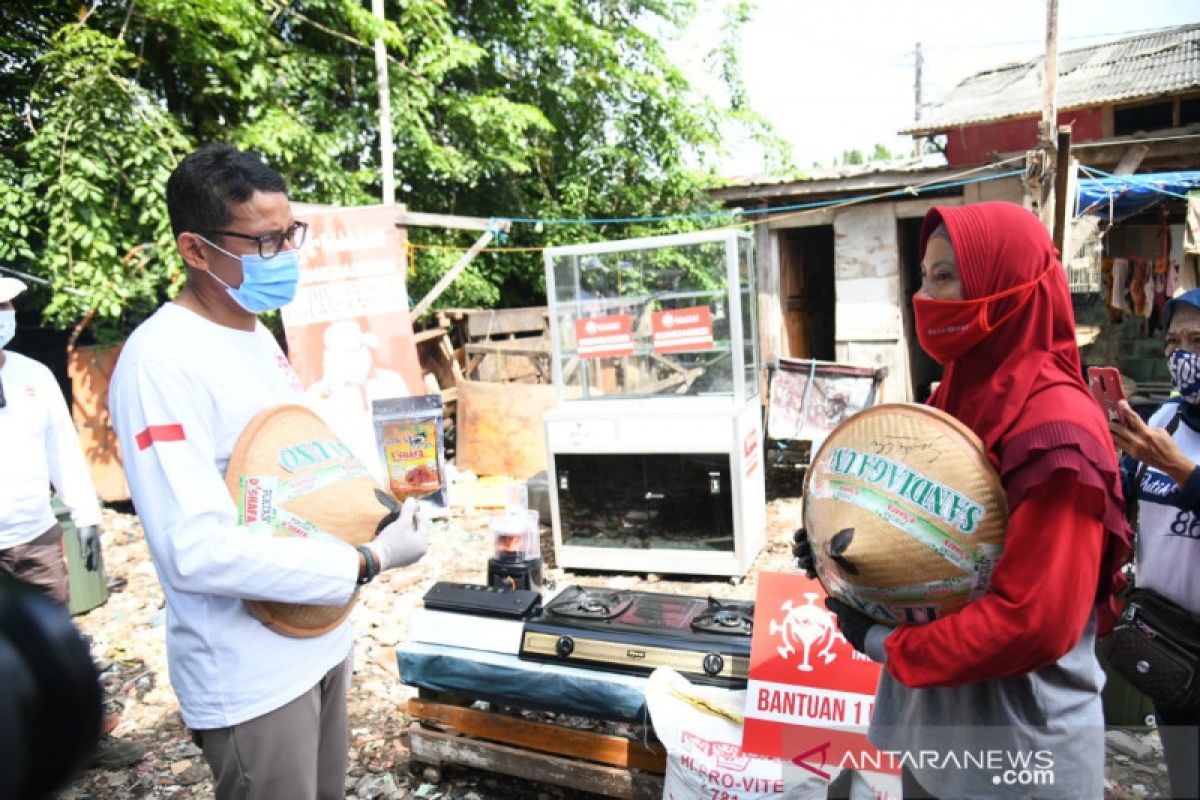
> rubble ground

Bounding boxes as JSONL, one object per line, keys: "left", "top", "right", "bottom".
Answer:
{"left": 56, "top": 495, "right": 1170, "bottom": 798}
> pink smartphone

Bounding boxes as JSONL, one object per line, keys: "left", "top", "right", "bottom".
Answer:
{"left": 1087, "top": 366, "right": 1126, "bottom": 423}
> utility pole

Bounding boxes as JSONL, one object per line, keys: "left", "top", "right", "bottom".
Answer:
{"left": 1029, "top": 0, "right": 1059, "bottom": 225}
{"left": 913, "top": 42, "right": 924, "bottom": 157}
{"left": 1040, "top": 0, "right": 1058, "bottom": 150}
{"left": 372, "top": 0, "right": 395, "bottom": 206}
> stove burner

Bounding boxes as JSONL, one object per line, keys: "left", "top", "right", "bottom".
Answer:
{"left": 691, "top": 597, "right": 754, "bottom": 636}
{"left": 713, "top": 610, "right": 745, "bottom": 627}
{"left": 545, "top": 587, "right": 633, "bottom": 621}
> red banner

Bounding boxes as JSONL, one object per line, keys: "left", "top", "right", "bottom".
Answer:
{"left": 574, "top": 314, "right": 634, "bottom": 359}
{"left": 742, "top": 571, "right": 898, "bottom": 776}
{"left": 282, "top": 205, "right": 425, "bottom": 474}
{"left": 651, "top": 305, "right": 714, "bottom": 354}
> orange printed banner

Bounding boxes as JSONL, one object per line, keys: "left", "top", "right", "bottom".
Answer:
{"left": 282, "top": 205, "right": 424, "bottom": 473}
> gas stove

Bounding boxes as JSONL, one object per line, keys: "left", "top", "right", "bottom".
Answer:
{"left": 519, "top": 585, "right": 753, "bottom": 687}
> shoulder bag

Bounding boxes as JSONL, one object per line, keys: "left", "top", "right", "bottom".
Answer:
{"left": 1103, "top": 407, "right": 1200, "bottom": 710}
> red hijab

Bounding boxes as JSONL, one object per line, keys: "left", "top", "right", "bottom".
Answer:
{"left": 919, "top": 201, "right": 1131, "bottom": 631}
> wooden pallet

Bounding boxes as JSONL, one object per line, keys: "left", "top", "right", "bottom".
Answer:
{"left": 406, "top": 696, "right": 665, "bottom": 799}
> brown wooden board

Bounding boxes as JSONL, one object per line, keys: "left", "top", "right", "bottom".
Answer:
{"left": 466, "top": 306, "right": 548, "bottom": 339}
{"left": 408, "top": 726, "right": 664, "bottom": 800}
{"left": 455, "top": 379, "right": 555, "bottom": 479}
{"left": 68, "top": 343, "right": 130, "bottom": 502}
{"left": 416, "top": 328, "right": 463, "bottom": 395}
{"left": 407, "top": 699, "right": 665, "bottom": 773}
{"left": 464, "top": 338, "right": 552, "bottom": 382}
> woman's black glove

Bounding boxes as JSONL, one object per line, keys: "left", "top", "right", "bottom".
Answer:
{"left": 825, "top": 597, "right": 876, "bottom": 655}
{"left": 792, "top": 528, "right": 816, "bottom": 578}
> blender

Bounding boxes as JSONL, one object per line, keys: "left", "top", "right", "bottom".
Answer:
{"left": 486, "top": 484, "right": 544, "bottom": 592}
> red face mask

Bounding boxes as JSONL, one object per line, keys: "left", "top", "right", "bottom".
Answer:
{"left": 912, "top": 267, "right": 1048, "bottom": 364}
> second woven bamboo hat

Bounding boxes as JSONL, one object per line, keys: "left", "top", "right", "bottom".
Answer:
{"left": 225, "top": 404, "right": 395, "bottom": 637}
{"left": 803, "top": 403, "right": 1008, "bottom": 626}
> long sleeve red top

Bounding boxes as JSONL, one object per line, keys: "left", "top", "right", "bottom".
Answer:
{"left": 881, "top": 469, "right": 1106, "bottom": 688}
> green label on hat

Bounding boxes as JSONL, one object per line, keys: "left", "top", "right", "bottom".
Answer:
{"left": 811, "top": 478, "right": 980, "bottom": 574}
{"left": 239, "top": 475, "right": 279, "bottom": 533}
{"left": 276, "top": 460, "right": 371, "bottom": 502}
{"left": 237, "top": 473, "right": 344, "bottom": 546}
{"left": 825, "top": 447, "right": 986, "bottom": 535}
{"left": 277, "top": 439, "right": 356, "bottom": 473}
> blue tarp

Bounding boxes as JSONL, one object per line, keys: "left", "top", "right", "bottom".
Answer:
{"left": 1077, "top": 171, "right": 1200, "bottom": 221}
{"left": 397, "top": 641, "right": 652, "bottom": 723}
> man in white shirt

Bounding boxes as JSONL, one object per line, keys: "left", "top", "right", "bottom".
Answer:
{"left": 0, "top": 277, "right": 100, "bottom": 605}
{"left": 109, "top": 144, "right": 426, "bottom": 800}
{"left": 0, "top": 275, "right": 146, "bottom": 768}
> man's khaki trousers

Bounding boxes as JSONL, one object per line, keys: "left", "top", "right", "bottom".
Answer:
{"left": 196, "top": 652, "right": 352, "bottom": 800}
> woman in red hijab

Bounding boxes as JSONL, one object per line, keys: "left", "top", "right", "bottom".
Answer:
{"left": 802, "top": 202, "right": 1131, "bottom": 798}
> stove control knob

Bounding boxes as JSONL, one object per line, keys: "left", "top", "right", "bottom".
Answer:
{"left": 703, "top": 653, "right": 725, "bottom": 676}
{"left": 555, "top": 636, "right": 575, "bottom": 658}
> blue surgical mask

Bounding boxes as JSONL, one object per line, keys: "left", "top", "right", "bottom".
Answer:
{"left": 0, "top": 309, "right": 14, "bottom": 349}
{"left": 200, "top": 236, "right": 300, "bottom": 314}
{"left": 1169, "top": 349, "right": 1200, "bottom": 405}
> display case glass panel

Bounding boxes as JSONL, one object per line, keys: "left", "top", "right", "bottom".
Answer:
{"left": 545, "top": 231, "right": 757, "bottom": 401}
{"left": 554, "top": 453, "right": 735, "bottom": 552}
{"left": 738, "top": 236, "right": 759, "bottom": 400}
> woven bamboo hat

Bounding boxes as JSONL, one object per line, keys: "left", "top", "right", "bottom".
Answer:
{"left": 803, "top": 403, "right": 1008, "bottom": 626}
{"left": 225, "top": 404, "right": 396, "bottom": 637}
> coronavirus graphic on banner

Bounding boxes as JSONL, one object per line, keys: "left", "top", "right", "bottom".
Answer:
{"left": 742, "top": 571, "right": 901, "bottom": 796}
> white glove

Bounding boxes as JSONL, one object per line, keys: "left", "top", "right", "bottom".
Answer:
{"left": 365, "top": 498, "right": 428, "bottom": 572}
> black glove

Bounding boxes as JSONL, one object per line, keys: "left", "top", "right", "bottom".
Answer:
{"left": 78, "top": 525, "right": 101, "bottom": 572}
{"left": 825, "top": 597, "right": 875, "bottom": 654}
{"left": 792, "top": 528, "right": 816, "bottom": 579}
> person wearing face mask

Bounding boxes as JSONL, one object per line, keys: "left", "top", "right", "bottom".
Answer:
{"left": 795, "top": 202, "right": 1131, "bottom": 798}
{"left": 1108, "top": 289, "right": 1200, "bottom": 799}
{"left": 108, "top": 144, "right": 428, "bottom": 800}
{"left": 0, "top": 276, "right": 147, "bottom": 769}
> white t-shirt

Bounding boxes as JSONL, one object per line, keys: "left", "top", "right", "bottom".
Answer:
{"left": 109, "top": 303, "right": 359, "bottom": 729}
{"left": 1134, "top": 402, "right": 1200, "bottom": 613}
{"left": 0, "top": 350, "right": 102, "bottom": 548}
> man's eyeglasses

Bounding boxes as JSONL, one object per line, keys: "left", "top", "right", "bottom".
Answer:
{"left": 205, "top": 220, "right": 309, "bottom": 260}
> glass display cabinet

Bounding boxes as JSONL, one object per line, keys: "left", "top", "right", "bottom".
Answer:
{"left": 542, "top": 230, "right": 766, "bottom": 576}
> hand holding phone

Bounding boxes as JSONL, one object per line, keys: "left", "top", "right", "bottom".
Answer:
{"left": 1088, "top": 366, "right": 1127, "bottom": 423}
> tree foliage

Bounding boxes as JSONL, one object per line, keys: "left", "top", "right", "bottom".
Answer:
{"left": 0, "top": 0, "right": 782, "bottom": 340}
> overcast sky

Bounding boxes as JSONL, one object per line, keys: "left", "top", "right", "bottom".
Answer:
{"left": 674, "top": 0, "right": 1200, "bottom": 176}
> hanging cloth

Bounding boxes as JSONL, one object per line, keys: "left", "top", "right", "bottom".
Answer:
{"left": 1111, "top": 258, "right": 1131, "bottom": 311}
{"left": 1181, "top": 255, "right": 1200, "bottom": 295}
{"left": 1142, "top": 261, "right": 1155, "bottom": 320}
{"left": 1185, "top": 192, "right": 1200, "bottom": 255}
{"left": 1154, "top": 259, "right": 1169, "bottom": 316}
{"left": 1130, "top": 258, "right": 1149, "bottom": 317}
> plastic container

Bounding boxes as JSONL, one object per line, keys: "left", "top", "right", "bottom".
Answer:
{"left": 52, "top": 495, "right": 108, "bottom": 616}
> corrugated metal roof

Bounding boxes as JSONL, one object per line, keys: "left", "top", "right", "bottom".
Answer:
{"left": 903, "top": 24, "right": 1200, "bottom": 135}
{"left": 718, "top": 154, "right": 946, "bottom": 189}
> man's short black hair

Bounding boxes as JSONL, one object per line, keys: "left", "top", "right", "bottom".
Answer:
{"left": 165, "top": 143, "right": 287, "bottom": 239}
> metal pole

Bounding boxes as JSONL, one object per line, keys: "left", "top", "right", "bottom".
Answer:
{"left": 913, "top": 41, "right": 923, "bottom": 156}
{"left": 372, "top": 0, "right": 395, "bottom": 206}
